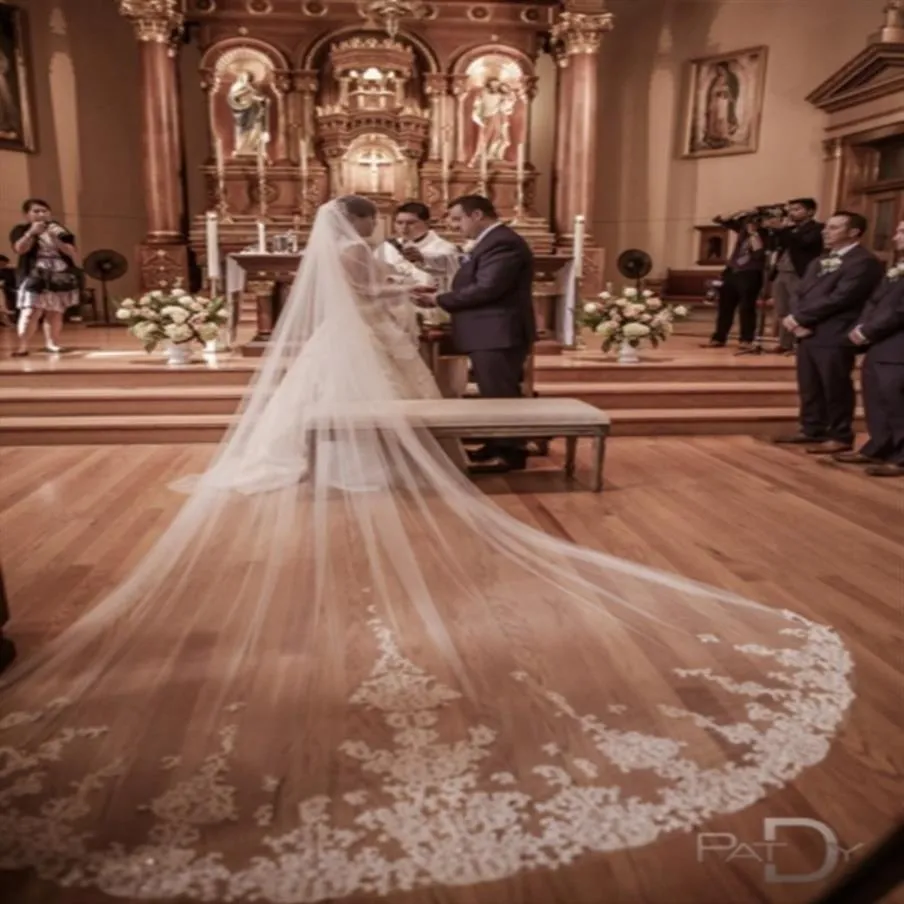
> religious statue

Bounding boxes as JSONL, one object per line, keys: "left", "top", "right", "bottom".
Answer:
{"left": 226, "top": 70, "right": 270, "bottom": 156}
{"left": 468, "top": 78, "right": 517, "bottom": 165}
{"left": 702, "top": 62, "right": 739, "bottom": 149}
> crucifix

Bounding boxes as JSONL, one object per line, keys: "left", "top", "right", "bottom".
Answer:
{"left": 357, "top": 149, "right": 392, "bottom": 193}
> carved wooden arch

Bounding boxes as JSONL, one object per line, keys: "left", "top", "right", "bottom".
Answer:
{"left": 199, "top": 37, "right": 291, "bottom": 83}
{"left": 297, "top": 26, "right": 440, "bottom": 74}
{"left": 448, "top": 42, "right": 535, "bottom": 78}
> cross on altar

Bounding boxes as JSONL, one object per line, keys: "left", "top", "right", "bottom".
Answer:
{"left": 356, "top": 149, "right": 392, "bottom": 193}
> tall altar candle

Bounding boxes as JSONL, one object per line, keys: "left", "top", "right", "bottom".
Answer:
{"left": 573, "top": 214, "right": 586, "bottom": 279}
{"left": 205, "top": 210, "right": 220, "bottom": 281}
{"left": 257, "top": 219, "right": 267, "bottom": 253}
{"left": 299, "top": 137, "right": 308, "bottom": 179}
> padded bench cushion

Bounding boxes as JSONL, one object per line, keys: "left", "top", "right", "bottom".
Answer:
{"left": 304, "top": 399, "right": 610, "bottom": 431}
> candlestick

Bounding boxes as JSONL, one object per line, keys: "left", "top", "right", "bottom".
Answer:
{"left": 515, "top": 143, "right": 526, "bottom": 218}
{"left": 257, "top": 219, "right": 267, "bottom": 253}
{"left": 441, "top": 127, "right": 451, "bottom": 205}
{"left": 299, "top": 137, "right": 309, "bottom": 219}
{"left": 257, "top": 135, "right": 268, "bottom": 220}
{"left": 573, "top": 214, "right": 585, "bottom": 279}
{"left": 205, "top": 210, "right": 220, "bottom": 281}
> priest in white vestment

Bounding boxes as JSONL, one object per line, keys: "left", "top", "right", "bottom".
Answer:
{"left": 375, "top": 201, "right": 468, "bottom": 396}
{"left": 375, "top": 201, "right": 461, "bottom": 326}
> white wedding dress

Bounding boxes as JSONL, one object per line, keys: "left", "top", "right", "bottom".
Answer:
{"left": 0, "top": 201, "right": 854, "bottom": 903}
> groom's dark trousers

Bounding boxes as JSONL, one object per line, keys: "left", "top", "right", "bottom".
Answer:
{"left": 438, "top": 223, "right": 536, "bottom": 460}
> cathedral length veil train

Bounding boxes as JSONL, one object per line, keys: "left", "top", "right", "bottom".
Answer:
{"left": 0, "top": 199, "right": 854, "bottom": 902}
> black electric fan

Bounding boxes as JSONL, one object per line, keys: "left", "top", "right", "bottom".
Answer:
{"left": 83, "top": 250, "right": 128, "bottom": 324}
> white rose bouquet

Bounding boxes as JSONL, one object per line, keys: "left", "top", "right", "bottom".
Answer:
{"left": 580, "top": 286, "right": 688, "bottom": 353}
{"left": 115, "top": 288, "right": 229, "bottom": 353}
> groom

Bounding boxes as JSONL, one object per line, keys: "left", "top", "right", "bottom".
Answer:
{"left": 412, "top": 194, "right": 535, "bottom": 472}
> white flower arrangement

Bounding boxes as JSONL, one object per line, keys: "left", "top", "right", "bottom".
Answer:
{"left": 580, "top": 286, "right": 688, "bottom": 352}
{"left": 115, "top": 288, "right": 228, "bottom": 353}
{"left": 819, "top": 254, "right": 842, "bottom": 275}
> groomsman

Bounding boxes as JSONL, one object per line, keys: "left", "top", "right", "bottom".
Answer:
{"left": 835, "top": 219, "right": 904, "bottom": 477}
{"left": 775, "top": 211, "right": 884, "bottom": 454}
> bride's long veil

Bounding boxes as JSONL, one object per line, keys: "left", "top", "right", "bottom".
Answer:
{"left": 0, "top": 200, "right": 853, "bottom": 902}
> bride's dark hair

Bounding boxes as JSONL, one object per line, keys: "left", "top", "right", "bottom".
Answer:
{"left": 338, "top": 194, "right": 378, "bottom": 218}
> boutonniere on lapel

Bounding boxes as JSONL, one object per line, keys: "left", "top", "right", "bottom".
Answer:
{"left": 887, "top": 263, "right": 902, "bottom": 282}
{"left": 819, "top": 253, "right": 842, "bottom": 276}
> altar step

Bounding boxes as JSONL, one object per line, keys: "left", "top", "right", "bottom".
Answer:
{"left": 0, "top": 381, "right": 817, "bottom": 419}
{"left": 2, "top": 407, "right": 860, "bottom": 447}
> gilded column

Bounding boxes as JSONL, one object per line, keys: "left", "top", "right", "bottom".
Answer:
{"left": 119, "top": 0, "right": 187, "bottom": 288}
{"left": 550, "top": 3, "right": 613, "bottom": 244}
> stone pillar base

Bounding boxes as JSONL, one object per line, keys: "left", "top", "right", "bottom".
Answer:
{"left": 137, "top": 243, "right": 189, "bottom": 292}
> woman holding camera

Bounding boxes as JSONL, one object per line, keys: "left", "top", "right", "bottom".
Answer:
{"left": 9, "top": 197, "right": 80, "bottom": 357}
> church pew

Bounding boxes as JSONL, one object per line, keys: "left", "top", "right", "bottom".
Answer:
{"left": 303, "top": 398, "right": 610, "bottom": 491}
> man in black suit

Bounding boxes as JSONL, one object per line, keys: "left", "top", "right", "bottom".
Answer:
{"left": 775, "top": 211, "right": 884, "bottom": 454}
{"left": 412, "top": 194, "right": 535, "bottom": 471}
{"left": 768, "top": 198, "right": 824, "bottom": 353}
{"left": 834, "top": 219, "right": 904, "bottom": 478}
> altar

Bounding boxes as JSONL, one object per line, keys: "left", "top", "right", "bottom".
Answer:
{"left": 115, "top": 0, "right": 613, "bottom": 350}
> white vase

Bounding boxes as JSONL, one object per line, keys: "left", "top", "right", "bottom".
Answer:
{"left": 165, "top": 342, "right": 193, "bottom": 366}
{"left": 617, "top": 340, "right": 640, "bottom": 365}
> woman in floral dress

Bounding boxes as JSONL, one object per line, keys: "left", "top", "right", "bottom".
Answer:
{"left": 9, "top": 198, "right": 80, "bottom": 357}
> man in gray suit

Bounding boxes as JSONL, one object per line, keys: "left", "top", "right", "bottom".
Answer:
{"left": 776, "top": 211, "right": 884, "bottom": 454}
{"left": 837, "top": 219, "right": 904, "bottom": 477}
{"left": 412, "top": 195, "right": 535, "bottom": 471}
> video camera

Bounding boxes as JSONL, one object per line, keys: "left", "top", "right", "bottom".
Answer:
{"left": 751, "top": 204, "right": 789, "bottom": 225}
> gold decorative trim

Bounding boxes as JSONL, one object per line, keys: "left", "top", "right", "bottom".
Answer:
{"left": 550, "top": 11, "right": 614, "bottom": 56}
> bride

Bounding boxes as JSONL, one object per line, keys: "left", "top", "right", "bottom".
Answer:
{"left": 0, "top": 198, "right": 854, "bottom": 903}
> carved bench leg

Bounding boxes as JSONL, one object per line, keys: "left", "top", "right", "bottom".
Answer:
{"left": 591, "top": 434, "right": 606, "bottom": 492}
{"left": 564, "top": 436, "right": 578, "bottom": 479}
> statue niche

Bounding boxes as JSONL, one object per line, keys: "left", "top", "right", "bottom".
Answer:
{"left": 315, "top": 35, "right": 430, "bottom": 204}
{"left": 210, "top": 47, "right": 282, "bottom": 160}
{"left": 459, "top": 53, "right": 528, "bottom": 167}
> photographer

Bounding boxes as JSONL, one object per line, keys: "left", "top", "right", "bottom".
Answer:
{"left": 702, "top": 210, "right": 767, "bottom": 353}
{"left": 767, "top": 198, "right": 823, "bottom": 353}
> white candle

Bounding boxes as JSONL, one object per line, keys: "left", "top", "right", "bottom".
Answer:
{"left": 205, "top": 210, "right": 220, "bottom": 280}
{"left": 573, "top": 214, "right": 585, "bottom": 279}
{"left": 257, "top": 220, "right": 267, "bottom": 253}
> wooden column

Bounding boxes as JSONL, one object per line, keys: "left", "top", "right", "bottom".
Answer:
{"left": 118, "top": 0, "right": 187, "bottom": 289}
{"left": 551, "top": 4, "right": 613, "bottom": 247}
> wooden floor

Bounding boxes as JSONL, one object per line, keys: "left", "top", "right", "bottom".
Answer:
{"left": 1, "top": 436, "right": 902, "bottom": 904}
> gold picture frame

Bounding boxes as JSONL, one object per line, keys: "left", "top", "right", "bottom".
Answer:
{"left": 682, "top": 46, "right": 767, "bottom": 159}
{"left": 0, "top": 2, "right": 35, "bottom": 153}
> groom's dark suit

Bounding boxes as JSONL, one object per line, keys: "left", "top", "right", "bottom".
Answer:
{"left": 792, "top": 245, "right": 883, "bottom": 444}
{"left": 856, "top": 275, "right": 904, "bottom": 465}
{"left": 437, "top": 222, "right": 535, "bottom": 400}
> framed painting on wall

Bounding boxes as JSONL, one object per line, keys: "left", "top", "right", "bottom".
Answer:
{"left": 0, "top": 2, "right": 35, "bottom": 152}
{"left": 682, "top": 46, "right": 767, "bottom": 159}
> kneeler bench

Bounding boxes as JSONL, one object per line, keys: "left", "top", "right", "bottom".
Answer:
{"left": 308, "top": 399, "right": 610, "bottom": 492}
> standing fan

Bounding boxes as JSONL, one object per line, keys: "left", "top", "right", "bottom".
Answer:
{"left": 83, "top": 250, "right": 128, "bottom": 324}
{"left": 616, "top": 248, "right": 653, "bottom": 290}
